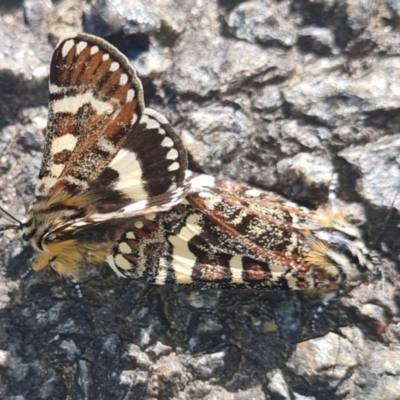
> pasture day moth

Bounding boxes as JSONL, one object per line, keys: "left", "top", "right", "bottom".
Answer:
{"left": 0, "top": 33, "right": 375, "bottom": 304}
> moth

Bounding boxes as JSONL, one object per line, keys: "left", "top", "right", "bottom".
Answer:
{"left": 109, "top": 172, "right": 375, "bottom": 300}
{"left": 1, "top": 32, "right": 188, "bottom": 276}
{"left": 0, "top": 33, "right": 375, "bottom": 301}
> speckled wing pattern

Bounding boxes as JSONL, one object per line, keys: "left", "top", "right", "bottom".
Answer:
{"left": 22, "top": 33, "right": 188, "bottom": 276}
{"left": 107, "top": 174, "right": 374, "bottom": 294}
{"left": 36, "top": 32, "right": 187, "bottom": 216}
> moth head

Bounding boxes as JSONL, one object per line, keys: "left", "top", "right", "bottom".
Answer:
{"left": 21, "top": 190, "right": 93, "bottom": 250}
{"left": 308, "top": 209, "right": 377, "bottom": 282}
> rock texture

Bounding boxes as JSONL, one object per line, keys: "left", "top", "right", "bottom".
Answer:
{"left": 0, "top": 0, "right": 399, "bottom": 399}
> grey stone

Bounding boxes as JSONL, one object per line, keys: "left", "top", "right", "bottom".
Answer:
{"left": 188, "top": 349, "right": 229, "bottom": 380}
{"left": 253, "top": 86, "right": 283, "bottom": 112}
{"left": 188, "top": 313, "right": 224, "bottom": 353}
{"left": 127, "top": 344, "right": 153, "bottom": 368}
{"left": 283, "top": 57, "right": 400, "bottom": 126}
{"left": 345, "top": 0, "right": 372, "bottom": 33}
{"left": 76, "top": 360, "right": 93, "bottom": 400}
{"left": 145, "top": 0, "right": 195, "bottom": 37}
{"left": 267, "top": 369, "right": 291, "bottom": 400}
{"left": 171, "top": 29, "right": 291, "bottom": 96}
{"left": 84, "top": 0, "right": 161, "bottom": 37}
{"left": 47, "top": 0, "right": 84, "bottom": 39}
{"left": 365, "top": 375, "right": 400, "bottom": 400}
{"left": 276, "top": 153, "right": 334, "bottom": 201}
{"left": 339, "top": 134, "right": 400, "bottom": 210}
{"left": 287, "top": 332, "right": 359, "bottom": 388}
{"left": 23, "top": 0, "right": 51, "bottom": 40}
{"left": 57, "top": 339, "right": 80, "bottom": 362}
{"left": 182, "top": 105, "right": 250, "bottom": 173}
{"left": 227, "top": 0, "right": 296, "bottom": 47}
{"left": 130, "top": 43, "right": 167, "bottom": 79}
{"left": 298, "top": 26, "right": 339, "bottom": 56}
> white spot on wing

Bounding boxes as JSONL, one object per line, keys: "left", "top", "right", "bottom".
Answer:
{"left": 102, "top": 54, "right": 110, "bottom": 61}
{"left": 126, "top": 89, "right": 135, "bottom": 102}
{"left": 245, "top": 188, "right": 262, "bottom": 197}
{"left": 49, "top": 84, "right": 62, "bottom": 94}
{"left": 168, "top": 162, "right": 180, "bottom": 171}
{"left": 108, "top": 148, "right": 147, "bottom": 201}
{"left": 140, "top": 115, "right": 149, "bottom": 125}
{"left": 90, "top": 46, "right": 99, "bottom": 55}
{"left": 161, "top": 137, "right": 174, "bottom": 147}
{"left": 119, "top": 242, "right": 131, "bottom": 254}
{"left": 155, "top": 258, "right": 168, "bottom": 285}
{"left": 62, "top": 40, "right": 75, "bottom": 58}
{"left": 229, "top": 255, "right": 244, "bottom": 283}
{"left": 76, "top": 41, "right": 87, "bottom": 55}
{"left": 120, "top": 74, "right": 128, "bottom": 85}
{"left": 109, "top": 62, "right": 119, "bottom": 72}
{"left": 106, "top": 255, "right": 126, "bottom": 278}
{"left": 144, "top": 117, "right": 160, "bottom": 130}
{"left": 126, "top": 231, "right": 136, "bottom": 239}
{"left": 134, "top": 220, "right": 144, "bottom": 229}
{"left": 168, "top": 213, "right": 204, "bottom": 284}
{"left": 51, "top": 133, "right": 77, "bottom": 155}
{"left": 119, "top": 199, "right": 148, "bottom": 215}
{"left": 97, "top": 136, "right": 118, "bottom": 154}
{"left": 166, "top": 148, "right": 178, "bottom": 160}
{"left": 145, "top": 213, "right": 156, "bottom": 221}
{"left": 188, "top": 174, "right": 216, "bottom": 191}
{"left": 53, "top": 93, "right": 113, "bottom": 114}
{"left": 114, "top": 254, "right": 132, "bottom": 271}
{"left": 50, "top": 164, "right": 64, "bottom": 178}
{"left": 35, "top": 176, "right": 58, "bottom": 196}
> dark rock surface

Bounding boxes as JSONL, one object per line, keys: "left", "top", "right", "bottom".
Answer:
{"left": 0, "top": 0, "right": 399, "bottom": 399}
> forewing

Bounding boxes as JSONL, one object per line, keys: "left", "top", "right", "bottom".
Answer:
{"left": 38, "top": 33, "right": 188, "bottom": 221}
{"left": 107, "top": 180, "right": 312, "bottom": 289}
{"left": 38, "top": 32, "right": 144, "bottom": 198}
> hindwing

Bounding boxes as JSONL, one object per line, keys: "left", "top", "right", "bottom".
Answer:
{"left": 108, "top": 174, "right": 374, "bottom": 293}
{"left": 22, "top": 33, "right": 188, "bottom": 275}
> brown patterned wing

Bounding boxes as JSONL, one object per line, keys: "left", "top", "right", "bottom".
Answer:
{"left": 108, "top": 174, "right": 373, "bottom": 293}
{"left": 38, "top": 32, "right": 144, "bottom": 197}
{"left": 37, "top": 33, "right": 187, "bottom": 217}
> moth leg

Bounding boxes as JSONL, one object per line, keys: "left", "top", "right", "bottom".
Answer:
{"left": 21, "top": 265, "right": 33, "bottom": 279}
{"left": 71, "top": 278, "right": 83, "bottom": 298}
{"left": 311, "top": 287, "right": 344, "bottom": 331}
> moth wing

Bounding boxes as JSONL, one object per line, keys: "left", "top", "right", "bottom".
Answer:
{"left": 81, "top": 108, "right": 188, "bottom": 220}
{"left": 38, "top": 33, "right": 188, "bottom": 219}
{"left": 107, "top": 182, "right": 302, "bottom": 289}
{"left": 38, "top": 32, "right": 144, "bottom": 198}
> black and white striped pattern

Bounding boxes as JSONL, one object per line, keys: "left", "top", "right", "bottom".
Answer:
{"left": 108, "top": 174, "right": 375, "bottom": 294}
{"left": 21, "top": 33, "right": 188, "bottom": 275}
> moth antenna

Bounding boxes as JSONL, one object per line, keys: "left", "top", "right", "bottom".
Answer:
{"left": 311, "top": 288, "right": 344, "bottom": 332}
{"left": 0, "top": 205, "right": 22, "bottom": 226}
{"left": 327, "top": 173, "right": 339, "bottom": 210}
{"left": 0, "top": 224, "right": 21, "bottom": 233}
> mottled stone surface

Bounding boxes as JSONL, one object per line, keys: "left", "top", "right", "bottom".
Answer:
{"left": 0, "top": 0, "right": 399, "bottom": 399}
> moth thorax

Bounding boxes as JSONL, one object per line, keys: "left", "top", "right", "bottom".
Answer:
{"left": 22, "top": 200, "right": 87, "bottom": 252}
{"left": 311, "top": 226, "right": 374, "bottom": 281}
